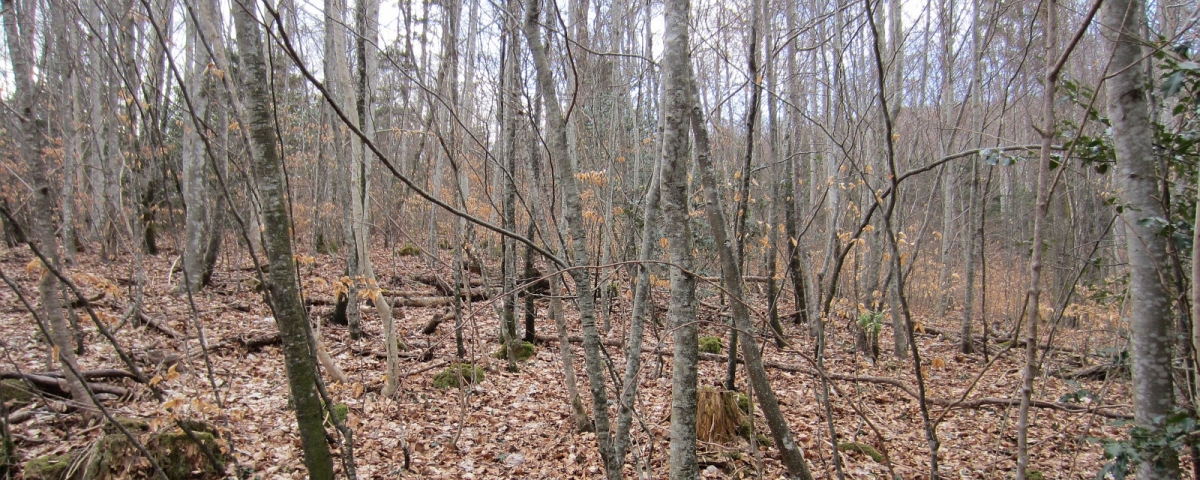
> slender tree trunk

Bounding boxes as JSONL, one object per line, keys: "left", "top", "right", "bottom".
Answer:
{"left": 612, "top": 140, "right": 663, "bottom": 469}
{"left": 1017, "top": 1, "right": 1055, "bottom": 476}
{"left": 960, "top": 161, "right": 979, "bottom": 354}
{"left": 686, "top": 60, "right": 815, "bottom": 480}
{"left": 662, "top": 0, "right": 700, "bottom": 475}
{"left": 1106, "top": 0, "right": 1179, "bottom": 475}
{"left": 181, "top": 5, "right": 212, "bottom": 292}
{"left": 522, "top": 0, "right": 617, "bottom": 474}
{"left": 725, "top": 0, "right": 764, "bottom": 390}
{"left": 500, "top": 0, "right": 520, "bottom": 356}
{"left": 3, "top": 0, "right": 92, "bottom": 410}
{"left": 232, "top": 3, "right": 335, "bottom": 477}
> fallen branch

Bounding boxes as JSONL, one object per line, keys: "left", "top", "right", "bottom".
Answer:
{"left": 930, "top": 397, "right": 1131, "bottom": 419}
{"left": 70, "top": 292, "right": 105, "bottom": 309}
{"left": 137, "top": 312, "right": 183, "bottom": 340}
{"left": 401, "top": 360, "right": 448, "bottom": 378}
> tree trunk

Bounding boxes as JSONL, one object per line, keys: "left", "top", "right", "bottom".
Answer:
{"left": 684, "top": 49, "right": 815, "bottom": 480}
{"left": 612, "top": 139, "right": 662, "bottom": 469}
{"left": 960, "top": 161, "right": 978, "bottom": 354}
{"left": 1017, "top": 1, "right": 1055, "bottom": 476}
{"left": 662, "top": 0, "right": 700, "bottom": 475}
{"left": 232, "top": 4, "right": 335, "bottom": 478}
{"left": 522, "top": 0, "right": 617, "bottom": 474}
{"left": 725, "top": 0, "right": 764, "bottom": 390}
{"left": 2, "top": 0, "right": 92, "bottom": 411}
{"left": 1106, "top": 0, "right": 1179, "bottom": 475}
{"left": 181, "top": 5, "right": 212, "bottom": 292}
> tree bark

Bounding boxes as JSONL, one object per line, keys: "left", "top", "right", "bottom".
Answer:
{"left": 232, "top": 3, "right": 335, "bottom": 477}
{"left": 2, "top": 0, "right": 92, "bottom": 411}
{"left": 683, "top": 43, "right": 816, "bottom": 480}
{"left": 662, "top": 0, "right": 700, "bottom": 475}
{"left": 1017, "top": 1, "right": 1055, "bottom": 477}
{"left": 522, "top": 0, "right": 617, "bottom": 475}
{"left": 181, "top": 3, "right": 213, "bottom": 292}
{"left": 1106, "top": 0, "right": 1179, "bottom": 475}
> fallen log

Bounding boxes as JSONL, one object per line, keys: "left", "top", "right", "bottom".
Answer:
{"left": 306, "top": 288, "right": 490, "bottom": 309}
{"left": 412, "top": 274, "right": 483, "bottom": 294}
{"left": 394, "top": 297, "right": 456, "bottom": 308}
{"left": 3, "top": 373, "right": 128, "bottom": 399}
{"left": 393, "top": 290, "right": 490, "bottom": 307}
{"left": 350, "top": 345, "right": 428, "bottom": 361}
{"left": 534, "top": 334, "right": 1133, "bottom": 420}
{"left": 137, "top": 312, "right": 183, "bottom": 340}
{"left": 225, "top": 332, "right": 281, "bottom": 352}
{"left": 421, "top": 312, "right": 447, "bottom": 335}
{"left": 700, "top": 276, "right": 772, "bottom": 284}
{"left": 1056, "top": 363, "right": 1121, "bottom": 380}
{"left": 0, "top": 369, "right": 139, "bottom": 382}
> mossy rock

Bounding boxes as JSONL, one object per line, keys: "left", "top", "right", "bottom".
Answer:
{"left": 103, "top": 417, "right": 151, "bottom": 435}
{"left": 493, "top": 341, "right": 536, "bottom": 361}
{"left": 838, "top": 442, "right": 884, "bottom": 463}
{"left": 698, "top": 336, "right": 722, "bottom": 354}
{"left": 1027, "top": 470, "right": 1045, "bottom": 480}
{"left": 0, "top": 379, "right": 33, "bottom": 404}
{"left": 398, "top": 244, "right": 421, "bottom": 256}
{"left": 433, "top": 363, "right": 485, "bottom": 389}
{"left": 151, "top": 425, "right": 226, "bottom": 479}
{"left": 23, "top": 453, "right": 71, "bottom": 480}
{"left": 30, "top": 420, "right": 227, "bottom": 480}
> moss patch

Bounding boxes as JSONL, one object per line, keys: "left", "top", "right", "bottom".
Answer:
{"left": 0, "top": 379, "right": 33, "bottom": 404}
{"left": 433, "top": 363, "right": 485, "bottom": 389}
{"left": 331, "top": 403, "right": 349, "bottom": 424}
{"left": 734, "top": 392, "right": 750, "bottom": 414}
{"left": 493, "top": 341, "right": 536, "bottom": 361}
{"left": 23, "top": 453, "right": 72, "bottom": 480}
{"left": 398, "top": 244, "right": 421, "bottom": 256}
{"left": 152, "top": 426, "right": 225, "bottom": 479}
{"left": 698, "top": 336, "right": 722, "bottom": 354}
{"left": 838, "top": 442, "right": 884, "bottom": 463}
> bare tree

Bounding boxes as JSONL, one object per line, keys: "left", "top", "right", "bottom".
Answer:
{"left": 2, "top": 0, "right": 92, "bottom": 410}
{"left": 662, "top": 0, "right": 700, "bottom": 475}
{"left": 1105, "top": 0, "right": 1179, "bottom": 475}
{"left": 232, "top": 1, "right": 336, "bottom": 477}
{"left": 523, "top": 0, "right": 619, "bottom": 474}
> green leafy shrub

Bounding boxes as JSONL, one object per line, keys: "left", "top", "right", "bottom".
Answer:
{"left": 433, "top": 363, "right": 485, "bottom": 389}
{"left": 698, "top": 336, "right": 722, "bottom": 354}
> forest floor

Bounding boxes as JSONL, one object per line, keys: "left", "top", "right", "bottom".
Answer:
{"left": 0, "top": 243, "right": 1147, "bottom": 479}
